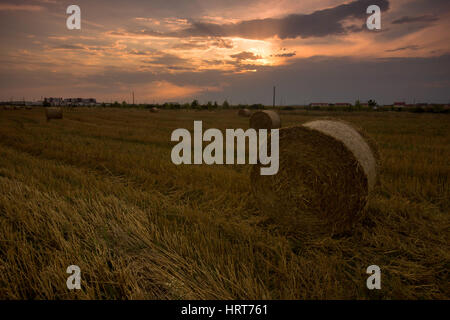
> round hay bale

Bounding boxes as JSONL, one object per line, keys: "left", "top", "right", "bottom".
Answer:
{"left": 250, "top": 119, "right": 379, "bottom": 236}
{"left": 249, "top": 110, "right": 281, "bottom": 130}
{"left": 45, "top": 107, "right": 63, "bottom": 121}
{"left": 150, "top": 107, "right": 159, "bottom": 113}
{"left": 238, "top": 108, "right": 251, "bottom": 117}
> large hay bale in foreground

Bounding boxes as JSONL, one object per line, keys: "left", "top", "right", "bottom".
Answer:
{"left": 250, "top": 119, "right": 379, "bottom": 236}
{"left": 238, "top": 108, "right": 251, "bottom": 117}
{"left": 249, "top": 110, "right": 281, "bottom": 130}
{"left": 45, "top": 107, "right": 63, "bottom": 121}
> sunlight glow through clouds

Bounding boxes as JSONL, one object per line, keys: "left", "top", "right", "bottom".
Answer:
{"left": 138, "top": 81, "right": 222, "bottom": 102}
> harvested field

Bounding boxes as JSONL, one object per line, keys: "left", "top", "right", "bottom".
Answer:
{"left": 0, "top": 107, "right": 448, "bottom": 299}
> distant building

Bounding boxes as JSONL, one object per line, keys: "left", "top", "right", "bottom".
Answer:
{"left": 62, "top": 98, "right": 97, "bottom": 106}
{"left": 44, "top": 97, "right": 63, "bottom": 106}
{"left": 310, "top": 103, "right": 329, "bottom": 107}
{"left": 394, "top": 101, "right": 406, "bottom": 107}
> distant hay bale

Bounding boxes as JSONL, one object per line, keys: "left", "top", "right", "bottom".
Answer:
{"left": 250, "top": 119, "right": 379, "bottom": 236}
{"left": 150, "top": 107, "right": 159, "bottom": 113}
{"left": 249, "top": 110, "right": 281, "bottom": 130}
{"left": 45, "top": 107, "right": 63, "bottom": 121}
{"left": 238, "top": 108, "right": 251, "bottom": 117}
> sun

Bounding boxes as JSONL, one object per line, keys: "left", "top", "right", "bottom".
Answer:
{"left": 230, "top": 37, "right": 276, "bottom": 65}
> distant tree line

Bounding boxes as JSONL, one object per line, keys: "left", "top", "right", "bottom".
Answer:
{"left": 101, "top": 100, "right": 266, "bottom": 111}
{"left": 30, "top": 98, "right": 449, "bottom": 114}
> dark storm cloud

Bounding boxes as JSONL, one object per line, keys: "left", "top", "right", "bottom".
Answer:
{"left": 392, "top": 15, "right": 438, "bottom": 24}
{"left": 168, "top": 0, "right": 389, "bottom": 39}
{"left": 395, "top": 0, "right": 450, "bottom": 15}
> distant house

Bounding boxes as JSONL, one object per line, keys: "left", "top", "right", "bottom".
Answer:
{"left": 334, "top": 103, "right": 352, "bottom": 107}
{"left": 394, "top": 101, "right": 406, "bottom": 107}
{"left": 44, "top": 97, "right": 63, "bottom": 106}
{"left": 63, "top": 98, "right": 97, "bottom": 106}
{"left": 83, "top": 98, "right": 97, "bottom": 106}
{"left": 310, "top": 103, "right": 329, "bottom": 107}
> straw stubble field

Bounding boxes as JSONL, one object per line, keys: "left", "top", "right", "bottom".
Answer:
{"left": 0, "top": 107, "right": 448, "bottom": 299}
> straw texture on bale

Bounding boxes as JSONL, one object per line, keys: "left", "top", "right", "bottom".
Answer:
{"left": 238, "top": 108, "right": 251, "bottom": 117}
{"left": 45, "top": 107, "right": 63, "bottom": 120}
{"left": 250, "top": 119, "right": 379, "bottom": 236}
{"left": 249, "top": 110, "right": 281, "bottom": 130}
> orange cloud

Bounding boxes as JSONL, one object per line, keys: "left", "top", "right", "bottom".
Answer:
{"left": 0, "top": 4, "right": 43, "bottom": 11}
{"left": 137, "top": 81, "right": 221, "bottom": 102}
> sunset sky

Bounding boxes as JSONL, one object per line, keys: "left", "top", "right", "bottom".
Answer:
{"left": 1, "top": 0, "right": 449, "bottom": 104}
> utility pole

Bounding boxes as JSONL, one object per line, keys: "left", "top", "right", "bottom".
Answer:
{"left": 132, "top": 91, "right": 135, "bottom": 105}
{"left": 273, "top": 86, "right": 276, "bottom": 108}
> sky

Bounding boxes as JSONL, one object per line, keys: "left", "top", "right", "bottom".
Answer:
{"left": 1, "top": 0, "right": 449, "bottom": 105}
